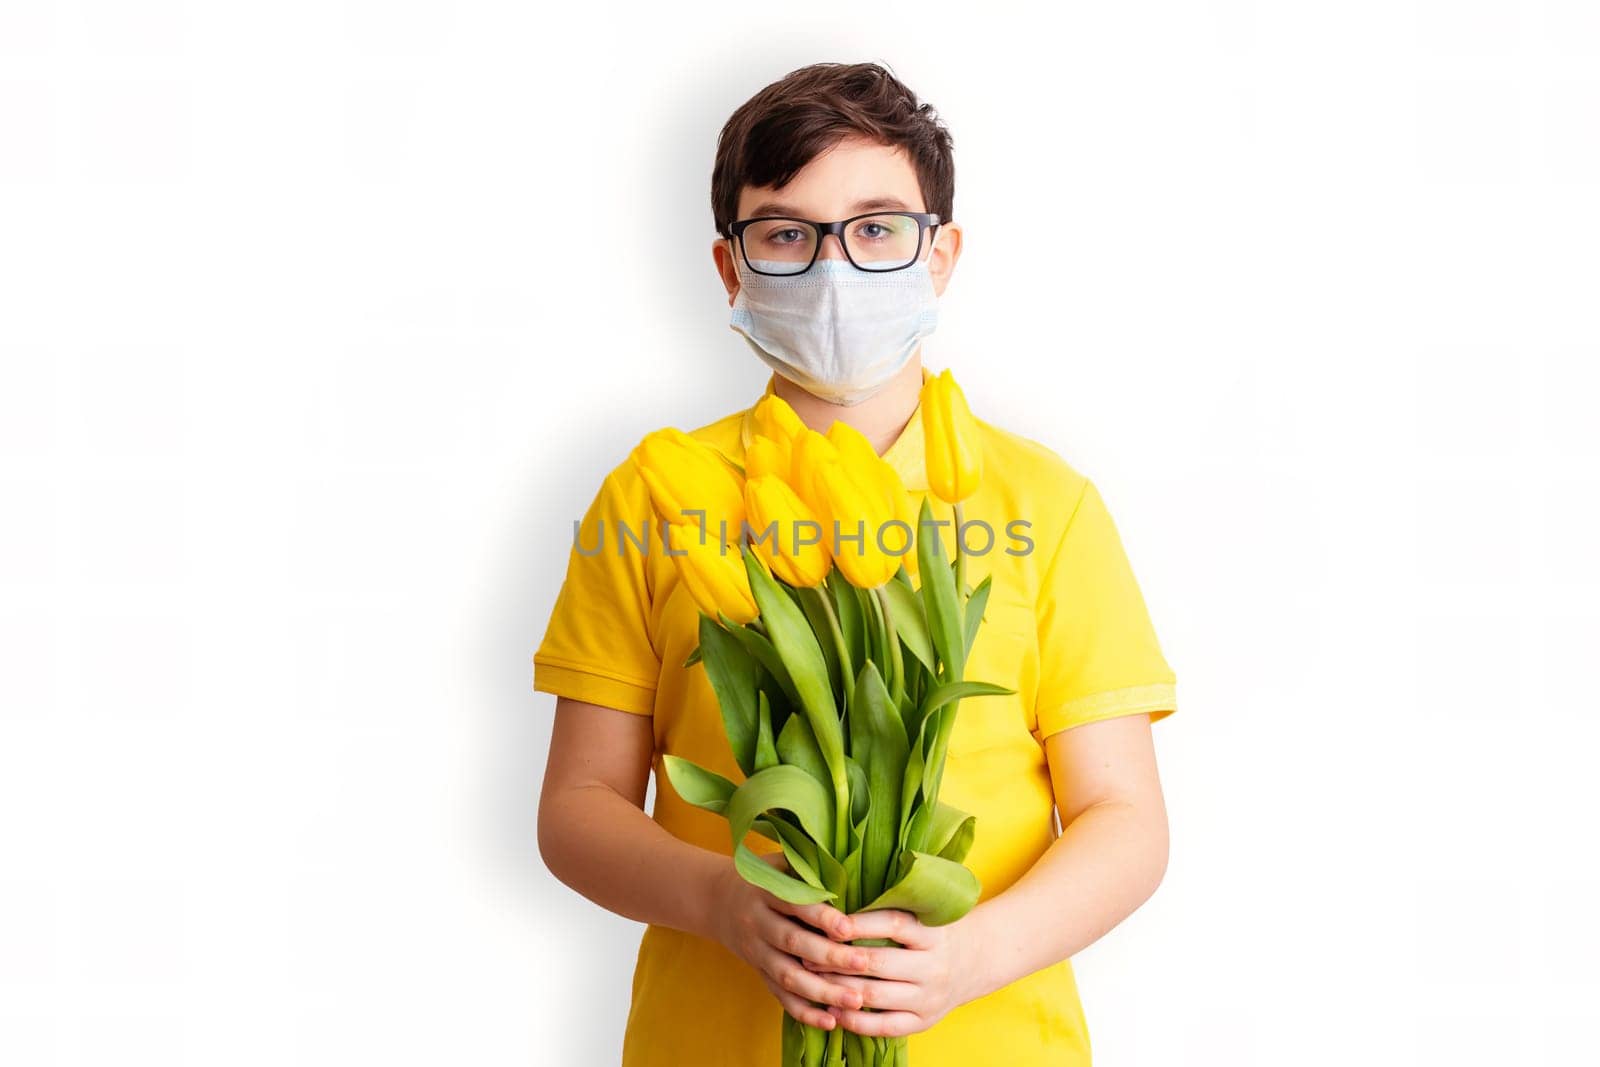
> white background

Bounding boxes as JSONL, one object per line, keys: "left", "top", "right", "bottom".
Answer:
{"left": 3, "top": 1, "right": 1598, "bottom": 1063}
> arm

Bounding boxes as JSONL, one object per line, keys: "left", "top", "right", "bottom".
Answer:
{"left": 536, "top": 695, "right": 869, "bottom": 1029}
{"left": 964, "top": 710, "right": 1170, "bottom": 988}
{"left": 809, "top": 711, "right": 1170, "bottom": 1036}
{"left": 537, "top": 695, "right": 727, "bottom": 934}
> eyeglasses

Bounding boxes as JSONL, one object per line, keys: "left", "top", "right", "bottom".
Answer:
{"left": 724, "top": 211, "right": 942, "bottom": 276}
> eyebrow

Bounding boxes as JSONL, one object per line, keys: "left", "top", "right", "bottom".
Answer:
{"left": 744, "top": 196, "right": 915, "bottom": 218}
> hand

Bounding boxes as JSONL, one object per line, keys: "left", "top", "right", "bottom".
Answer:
{"left": 707, "top": 853, "right": 872, "bottom": 1031}
{"left": 800, "top": 907, "right": 985, "bottom": 1038}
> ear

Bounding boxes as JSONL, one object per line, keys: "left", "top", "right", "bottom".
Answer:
{"left": 927, "top": 222, "right": 963, "bottom": 298}
{"left": 712, "top": 237, "right": 741, "bottom": 306}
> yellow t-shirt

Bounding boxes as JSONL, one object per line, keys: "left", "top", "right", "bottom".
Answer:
{"left": 533, "top": 372, "right": 1178, "bottom": 1066}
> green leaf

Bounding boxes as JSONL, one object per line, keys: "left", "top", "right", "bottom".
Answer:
{"left": 860, "top": 849, "right": 981, "bottom": 926}
{"left": 776, "top": 707, "right": 828, "bottom": 790}
{"left": 925, "top": 802, "right": 977, "bottom": 864}
{"left": 797, "top": 586, "right": 844, "bottom": 701}
{"left": 844, "top": 843, "right": 863, "bottom": 913}
{"left": 727, "top": 764, "right": 838, "bottom": 905}
{"left": 848, "top": 661, "right": 909, "bottom": 902}
{"left": 734, "top": 845, "right": 836, "bottom": 905}
{"left": 728, "top": 764, "right": 833, "bottom": 855}
{"left": 922, "top": 679, "right": 1015, "bottom": 713}
{"left": 827, "top": 571, "right": 867, "bottom": 676}
{"left": 697, "top": 614, "right": 761, "bottom": 777}
{"left": 962, "top": 575, "right": 993, "bottom": 659}
{"left": 919, "top": 679, "right": 1016, "bottom": 800}
{"left": 915, "top": 497, "right": 963, "bottom": 680}
{"left": 682, "top": 642, "right": 703, "bottom": 667}
{"left": 755, "top": 817, "right": 826, "bottom": 889}
{"left": 901, "top": 801, "right": 935, "bottom": 858}
{"left": 660, "top": 754, "right": 737, "bottom": 814}
{"left": 880, "top": 577, "right": 935, "bottom": 674}
{"left": 816, "top": 844, "right": 846, "bottom": 903}
{"left": 845, "top": 755, "right": 871, "bottom": 833}
{"left": 754, "top": 689, "right": 779, "bottom": 772}
{"left": 742, "top": 548, "right": 847, "bottom": 821}
{"left": 897, "top": 709, "right": 932, "bottom": 850}
{"left": 726, "top": 623, "right": 801, "bottom": 710}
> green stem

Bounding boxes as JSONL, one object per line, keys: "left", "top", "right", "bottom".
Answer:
{"left": 952, "top": 501, "right": 967, "bottom": 600}
{"left": 871, "top": 584, "right": 905, "bottom": 708}
{"left": 864, "top": 582, "right": 896, "bottom": 701}
{"left": 916, "top": 624, "right": 964, "bottom": 853}
{"left": 812, "top": 585, "right": 854, "bottom": 708}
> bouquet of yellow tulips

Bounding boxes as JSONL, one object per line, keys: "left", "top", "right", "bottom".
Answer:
{"left": 631, "top": 371, "right": 1009, "bottom": 1067}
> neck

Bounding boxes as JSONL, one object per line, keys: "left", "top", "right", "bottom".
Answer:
{"left": 771, "top": 354, "right": 925, "bottom": 456}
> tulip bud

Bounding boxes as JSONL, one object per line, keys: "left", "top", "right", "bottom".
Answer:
{"left": 815, "top": 460, "right": 900, "bottom": 589}
{"left": 632, "top": 427, "right": 745, "bottom": 544}
{"left": 665, "top": 523, "right": 758, "bottom": 624}
{"left": 743, "top": 474, "right": 831, "bottom": 588}
{"left": 787, "top": 428, "right": 840, "bottom": 522}
{"left": 920, "top": 369, "right": 983, "bottom": 505}
{"left": 745, "top": 433, "right": 790, "bottom": 482}
{"left": 752, "top": 393, "right": 805, "bottom": 444}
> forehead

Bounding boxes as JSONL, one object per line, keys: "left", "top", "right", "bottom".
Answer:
{"left": 736, "top": 136, "right": 927, "bottom": 220}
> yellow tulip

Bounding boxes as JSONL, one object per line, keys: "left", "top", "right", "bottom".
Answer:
{"left": 825, "top": 421, "right": 916, "bottom": 579}
{"left": 632, "top": 427, "right": 745, "bottom": 544}
{"left": 745, "top": 433, "right": 790, "bottom": 482}
{"left": 743, "top": 474, "right": 831, "bottom": 588}
{"left": 814, "top": 459, "right": 901, "bottom": 589}
{"left": 824, "top": 420, "right": 879, "bottom": 471}
{"left": 752, "top": 393, "right": 804, "bottom": 444}
{"left": 788, "top": 428, "right": 840, "bottom": 521}
{"left": 920, "top": 368, "right": 982, "bottom": 504}
{"left": 665, "top": 522, "right": 758, "bottom": 624}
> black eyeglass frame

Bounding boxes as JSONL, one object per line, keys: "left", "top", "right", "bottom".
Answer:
{"left": 722, "top": 211, "right": 943, "bottom": 276}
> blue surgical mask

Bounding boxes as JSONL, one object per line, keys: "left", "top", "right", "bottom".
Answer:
{"left": 729, "top": 257, "right": 939, "bottom": 406}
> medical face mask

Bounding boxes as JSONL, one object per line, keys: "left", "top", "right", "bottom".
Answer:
{"left": 729, "top": 256, "right": 940, "bottom": 406}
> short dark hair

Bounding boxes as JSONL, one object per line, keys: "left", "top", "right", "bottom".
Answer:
{"left": 711, "top": 61, "right": 955, "bottom": 238}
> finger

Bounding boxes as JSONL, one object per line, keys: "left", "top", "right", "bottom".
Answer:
{"left": 833, "top": 908, "right": 935, "bottom": 949}
{"left": 767, "top": 982, "right": 837, "bottom": 1031}
{"left": 804, "top": 942, "right": 922, "bottom": 981}
{"left": 821, "top": 973, "right": 922, "bottom": 1013}
{"left": 760, "top": 911, "right": 872, "bottom": 974}
{"left": 825, "top": 1005, "right": 924, "bottom": 1038}
{"left": 760, "top": 945, "right": 865, "bottom": 1011}
{"left": 770, "top": 897, "right": 852, "bottom": 939}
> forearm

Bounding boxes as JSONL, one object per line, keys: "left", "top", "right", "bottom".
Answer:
{"left": 538, "top": 780, "right": 731, "bottom": 941}
{"left": 963, "top": 800, "right": 1168, "bottom": 997}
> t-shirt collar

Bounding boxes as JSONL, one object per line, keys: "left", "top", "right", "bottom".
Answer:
{"left": 738, "top": 369, "right": 932, "bottom": 492}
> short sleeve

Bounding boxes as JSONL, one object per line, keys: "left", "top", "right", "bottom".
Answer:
{"left": 1033, "top": 477, "right": 1177, "bottom": 740}
{"left": 532, "top": 466, "right": 662, "bottom": 716}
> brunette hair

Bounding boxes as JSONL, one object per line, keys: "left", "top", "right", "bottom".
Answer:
{"left": 711, "top": 61, "right": 955, "bottom": 237}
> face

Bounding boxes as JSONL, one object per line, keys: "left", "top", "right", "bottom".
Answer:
{"left": 712, "top": 135, "right": 964, "bottom": 305}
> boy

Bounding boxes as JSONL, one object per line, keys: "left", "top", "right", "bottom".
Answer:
{"left": 535, "top": 61, "right": 1177, "bottom": 1065}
